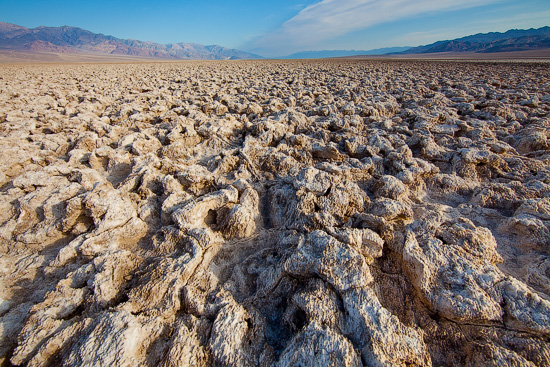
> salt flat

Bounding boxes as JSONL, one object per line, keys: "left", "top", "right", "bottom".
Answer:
{"left": 0, "top": 59, "right": 549, "bottom": 366}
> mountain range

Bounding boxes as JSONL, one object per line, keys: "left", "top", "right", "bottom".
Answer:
{"left": 282, "top": 47, "right": 411, "bottom": 59}
{"left": 0, "top": 22, "right": 261, "bottom": 60}
{"left": 396, "top": 26, "right": 550, "bottom": 54}
{"left": 1, "top": 22, "right": 549, "bottom": 61}
{"left": 298, "top": 27, "right": 550, "bottom": 58}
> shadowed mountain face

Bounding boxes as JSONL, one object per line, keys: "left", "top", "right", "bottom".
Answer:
{"left": 399, "top": 26, "right": 550, "bottom": 54}
{"left": 0, "top": 22, "right": 262, "bottom": 60}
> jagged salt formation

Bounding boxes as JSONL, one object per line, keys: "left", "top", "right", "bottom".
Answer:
{"left": 0, "top": 60, "right": 549, "bottom": 366}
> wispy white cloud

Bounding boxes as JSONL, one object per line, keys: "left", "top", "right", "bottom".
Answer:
{"left": 483, "top": 9, "right": 550, "bottom": 26}
{"left": 391, "top": 9, "right": 550, "bottom": 47}
{"left": 246, "top": 0, "right": 499, "bottom": 56}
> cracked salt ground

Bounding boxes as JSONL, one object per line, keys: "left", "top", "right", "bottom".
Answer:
{"left": 0, "top": 59, "right": 549, "bottom": 366}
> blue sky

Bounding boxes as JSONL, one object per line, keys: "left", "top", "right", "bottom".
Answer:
{"left": 1, "top": 0, "right": 549, "bottom": 57}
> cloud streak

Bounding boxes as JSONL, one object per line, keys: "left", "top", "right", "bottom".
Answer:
{"left": 247, "top": 0, "right": 498, "bottom": 56}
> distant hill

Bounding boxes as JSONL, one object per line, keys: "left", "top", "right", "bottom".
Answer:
{"left": 397, "top": 26, "right": 550, "bottom": 54}
{"left": 0, "top": 22, "right": 262, "bottom": 60}
{"left": 283, "top": 47, "right": 411, "bottom": 59}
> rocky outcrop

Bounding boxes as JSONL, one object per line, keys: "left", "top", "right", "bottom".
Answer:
{"left": 0, "top": 60, "right": 549, "bottom": 366}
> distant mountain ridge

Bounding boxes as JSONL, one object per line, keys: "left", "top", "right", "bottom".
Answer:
{"left": 279, "top": 27, "right": 550, "bottom": 59}
{"left": 397, "top": 26, "right": 550, "bottom": 54}
{"left": 283, "top": 47, "right": 411, "bottom": 59}
{"left": 3, "top": 22, "right": 549, "bottom": 61}
{"left": 0, "top": 22, "right": 262, "bottom": 60}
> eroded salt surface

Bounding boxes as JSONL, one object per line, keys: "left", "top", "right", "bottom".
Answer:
{"left": 0, "top": 60, "right": 549, "bottom": 366}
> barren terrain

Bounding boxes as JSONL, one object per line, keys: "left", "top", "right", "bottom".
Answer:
{"left": 0, "top": 59, "right": 549, "bottom": 366}
{"left": 0, "top": 50, "right": 162, "bottom": 64}
{"left": 349, "top": 49, "right": 550, "bottom": 60}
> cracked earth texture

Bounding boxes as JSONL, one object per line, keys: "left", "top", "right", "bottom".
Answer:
{"left": 0, "top": 59, "right": 549, "bottom": 366}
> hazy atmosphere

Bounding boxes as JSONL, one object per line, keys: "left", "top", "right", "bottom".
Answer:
{"left": 1, "top": 0, "right": 550, "bottom": 56}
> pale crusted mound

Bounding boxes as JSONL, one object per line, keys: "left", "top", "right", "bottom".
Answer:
{"left": 0, "top": 60, "right": 549, "bottom": 367}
